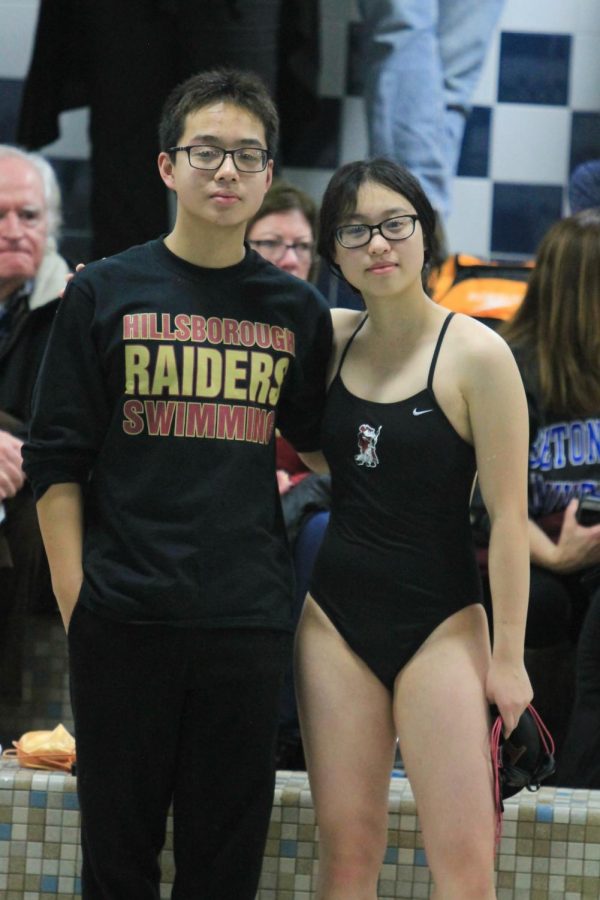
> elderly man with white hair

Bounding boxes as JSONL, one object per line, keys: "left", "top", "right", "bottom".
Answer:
{"left": 0, "top": 145, "right": 68, "bottom": 719}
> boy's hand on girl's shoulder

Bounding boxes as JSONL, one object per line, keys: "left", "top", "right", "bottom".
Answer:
{"left": 60, "top": 262, "right": 88, "bottom": 298}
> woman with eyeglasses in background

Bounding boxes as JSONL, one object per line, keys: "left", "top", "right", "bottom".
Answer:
{"left": 247, "top": 179, "right": 318, "bottom": 282}
{"left": 246, "top": 181, "right": 331, "bottom": 771}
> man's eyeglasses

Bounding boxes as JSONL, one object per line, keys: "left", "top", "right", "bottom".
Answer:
{"left": 166, "top": 145, "right": 271, "bottom": 173}
{"left": 248, "top": 239, "right": 314, "bottom": 263}
{"left": 336, "top": 214, "right": 419, "bottom": 249}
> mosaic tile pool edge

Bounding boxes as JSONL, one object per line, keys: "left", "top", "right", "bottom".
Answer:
{"left": 2, "top": 761, "right": 600, "bottom": 898}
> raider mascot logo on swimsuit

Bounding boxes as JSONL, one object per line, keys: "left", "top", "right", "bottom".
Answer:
{"left": 355, "top": 424, "right": 382, "bottom": 468}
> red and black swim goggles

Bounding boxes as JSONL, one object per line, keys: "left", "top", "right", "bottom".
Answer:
{"left": 490, "top": 704, "right": 556, "bottom": 847}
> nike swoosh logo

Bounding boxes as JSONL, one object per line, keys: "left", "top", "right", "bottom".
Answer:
{"left": 413, "top": 408, "right": 433, "bottom": 416}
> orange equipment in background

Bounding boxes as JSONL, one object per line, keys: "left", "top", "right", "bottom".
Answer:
{"left": 430, "top": 253, "right": 534, "bottom": 325}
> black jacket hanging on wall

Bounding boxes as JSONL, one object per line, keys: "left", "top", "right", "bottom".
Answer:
{"left": 17, "top": 0, "right": 321, "bottom": 158}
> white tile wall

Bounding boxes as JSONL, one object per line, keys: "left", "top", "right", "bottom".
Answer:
{"left": 339, "top": 95, "right": 369, "bottom": 164}
{"left": 491, "top": 105, "right": 572, "bottom": 184}
{"left": 499, "top": 0, "right": 580, "bottom": 34}
{"left": 1, "top": 0, "right": 598, "bottom": 258}
{"left": 0, "top": 0, "right": 40, "bottom": 78}
{"left": 575, "top": 0, "right": 600, "bottom": 34}
{"left": 471, "top": 30, "right": 502, "bottom": 108}
{"left": 446, "top": 177, "right": 494, "bottom": 258}
{"left": 41, "top": 110, "right": 91, "bottom": 160}
{"left": 570, "top": 34, "right": 600, "bottom": 110}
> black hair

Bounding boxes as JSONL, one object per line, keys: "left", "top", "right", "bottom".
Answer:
{"left": 159, "top": 67, "right": 279, "bottom": 158}
{"left": 317, "top": 158, "right": 437, "bottom": 284}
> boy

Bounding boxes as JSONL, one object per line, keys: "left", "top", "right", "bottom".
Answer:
{"left": 23, "top": 69, "right": 331, "bottom": 899}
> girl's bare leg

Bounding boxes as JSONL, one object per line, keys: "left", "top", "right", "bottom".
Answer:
{"left": 295, "top": 596, "right": 397, "bottom": 900}
{"left": 393, "top": 604, "right": 497, "bottom": 900}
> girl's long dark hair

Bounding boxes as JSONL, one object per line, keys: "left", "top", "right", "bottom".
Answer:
{"left": 501, "top": 208, "right": 600, "bottom": 416}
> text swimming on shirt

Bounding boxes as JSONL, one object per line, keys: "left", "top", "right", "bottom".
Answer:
{"left": 120, "top": 313, "right": 295, "bottom": 443}
{"left": 123, "top": 398, "right": 276, "bottom": 444}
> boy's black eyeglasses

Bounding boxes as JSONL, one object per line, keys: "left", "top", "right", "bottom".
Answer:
{"left": 336, "top": 214, "right": 419, "bottom": 249}
{"left": 166, "top": 145, "right": 271, "bottom": 173}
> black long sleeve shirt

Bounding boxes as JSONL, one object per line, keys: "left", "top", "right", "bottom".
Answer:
{"left": 23, "top": 239, "right": 332, "bottom": 630}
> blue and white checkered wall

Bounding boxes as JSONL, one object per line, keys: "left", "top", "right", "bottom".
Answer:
{"left": 1, "top": 0, "right": 599, "bottom": 262}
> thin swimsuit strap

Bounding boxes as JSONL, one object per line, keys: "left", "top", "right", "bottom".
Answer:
{"left": 335, "top": 310, "right": 455, "bottom": 395}
{"left": 334, "top": 313, "right": 369, "bottom": 380}
{"left": 427, "top": 312, "right": 455, "bottom": 391}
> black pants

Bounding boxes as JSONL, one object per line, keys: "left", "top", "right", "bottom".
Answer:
{"left": 68, "top": 604, "right": 291, "bottom": 899}
{"left": 526, "top": 565, "right": 590, "bottom": 647}
{"left": 481, "top": 563, "right": 591, "bottom": 764}
{"left": 0, "top": 488, "right": 53, "bottom": 705}
{"left": 557, "top": 585, "right": 600, "bottom": 787}
{"left": 482, "top": 564, "right": 590, "bottom": 649}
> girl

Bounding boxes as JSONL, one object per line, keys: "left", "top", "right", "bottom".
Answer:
{"left": 296, "top": 159, "right": 533, "bottom": 900}
{"left": 498, "top": 209, "right": 600, "bottom": 787}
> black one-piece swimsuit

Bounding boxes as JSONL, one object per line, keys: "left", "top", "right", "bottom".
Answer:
{"left": 310, "top": 312, "right": 483, "bottom": 690}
